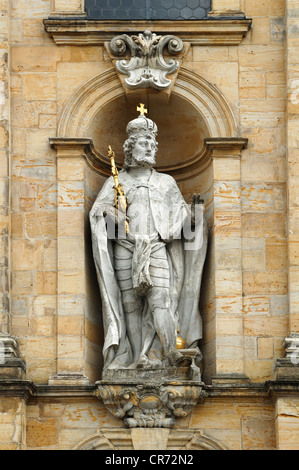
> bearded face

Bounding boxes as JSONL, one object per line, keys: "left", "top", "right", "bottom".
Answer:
{"left": 123, "top": 133, "right": 158, "bottom": 169}
{"left": 131, "top": 135, "right": 157, "bottom": 168}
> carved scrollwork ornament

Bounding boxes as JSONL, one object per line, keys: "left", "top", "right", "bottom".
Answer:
{"left": 110, "top": 30, "right": 184, "bottom": 90}
{"left": 96, "top": 382, "right": 205, "bottom": 428}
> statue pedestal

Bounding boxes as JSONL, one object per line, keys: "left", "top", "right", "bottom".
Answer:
{"left": 0, "top": 333, "right": 26, "bottom": 379}
{"left": 275, "top": 333, "right": 299, "bottom": 379}
{"left": 96, "top": 350, "right": 205, "bottom": 428}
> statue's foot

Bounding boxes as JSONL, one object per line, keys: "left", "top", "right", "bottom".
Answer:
{"left": 136, "top": 355, "right": 163, "bottom": 370}
{"left": 148, "top": 358, "right": 163, "bottom": 369}
{"left": 136, "top": 355, "right": 149, "bottom": 369}
{"left": 167, "top": 350, "right": 192, "bottom": 368}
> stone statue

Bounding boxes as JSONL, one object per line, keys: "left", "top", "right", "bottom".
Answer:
{"left": 90, "top": 105, "right": 208, "bottom": 372}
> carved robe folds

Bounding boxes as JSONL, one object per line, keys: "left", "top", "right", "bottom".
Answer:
{"left": 90, "top": 169, "right": 208, "bottom": 370}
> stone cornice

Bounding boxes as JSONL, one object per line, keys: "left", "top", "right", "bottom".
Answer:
{"left": 1, "top": 379, "right": 299, "bottom": 402}
{"left": 205, "top": 137, "right": 248, "bottom": 152}
{"left": 49, "top": 137, "right": 92, "bottom": 148}
{"left": 49, "top": 137, "right": 93, "bottom": 156}
{"left": 0, "top": 380, "right": 36, "bottom": 401}
{"left": 49, "top": 137, "right": 111, "bottom": 176}
{"left": 35, "top": 384, "right": 97, "bottom": 399}
{"left": 266, "top": 379, "right": 299, "bottom": 398}
{"left": 43, "top": 18, "right": 252, "bottom": 46}
{"left": 49, "top": 137, "right": 248, "bottom": 180}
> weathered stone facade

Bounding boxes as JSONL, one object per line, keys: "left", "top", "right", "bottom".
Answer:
{"left": 0, "top": 0, "right": 299, "bottom": 450}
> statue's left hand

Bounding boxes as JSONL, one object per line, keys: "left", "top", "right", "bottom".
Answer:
{"left": 191, "top": 193, "right": 204, "bottom": 227}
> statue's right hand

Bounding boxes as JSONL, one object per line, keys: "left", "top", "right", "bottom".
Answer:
{"left": 97, "top": 205, "right": 127, "bottom": 225}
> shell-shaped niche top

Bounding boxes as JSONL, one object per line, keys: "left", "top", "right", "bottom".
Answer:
{"left": 109, "top": 30, "right": 184, "bottom": 90}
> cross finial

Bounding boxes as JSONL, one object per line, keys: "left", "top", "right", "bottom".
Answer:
{"left": 137, "top": 103, "right": 148, "bottom": 116}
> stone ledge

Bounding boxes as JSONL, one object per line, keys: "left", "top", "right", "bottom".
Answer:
{"left": 43, "top": 18, "right": 252, "bottom": 46}
{"left": 208, "top": 11, "right": 246, "bottom": 18}
{"left": 206, "top": 382, "right": 266, "bottom": 398}
{"left": 205, "top": 137, "right": 248, "bottom": 153}
{"left": 0, "top": 380, "right": 36, "bottom": 401}
{"left": 50, "top": 136, "right": 247, "bottom": 180}
{"left": 266, "top": 379, "right": 299, "bottom": 399}
{"left": 48, "top": 372, "right": 90, "bottom": 386}
{"left": 274, "top": 359, "right": 299, "bottom": 380}
{"left": 35, "top": 383, "right": 97, "bottom": 398}
{"left": 0, "top": 378, "right": 299, "bottom": 402}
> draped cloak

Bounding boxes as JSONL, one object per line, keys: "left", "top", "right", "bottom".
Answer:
{"left": 89, "top": 169, "right": 208, "bottom": 369}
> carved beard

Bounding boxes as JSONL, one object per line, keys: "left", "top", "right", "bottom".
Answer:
{"left": 131, "top": 152, "right": 156, "bottom": 168}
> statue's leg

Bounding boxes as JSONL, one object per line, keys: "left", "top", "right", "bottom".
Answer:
{"left": 146, "top": 286, "right": 176, "bottom": 356}
{"left": 114, "top": 243, "right": 144, "bottom": 364}
{"left": 147, "top": 286, "right": 192, "bottom": 367}
{"left": 121, "top": 289, "right": 143, "bottom": 363}
{"left": 147, "top": 247, "right": 173, "bottom": 354}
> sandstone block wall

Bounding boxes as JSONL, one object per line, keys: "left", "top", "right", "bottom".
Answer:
{"left": 0, "top": 0, "right": 298, "bottom": 451}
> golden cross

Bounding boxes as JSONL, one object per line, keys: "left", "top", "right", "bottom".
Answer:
{"left": 137, "top": 103, "right": 148, "bottom": 116}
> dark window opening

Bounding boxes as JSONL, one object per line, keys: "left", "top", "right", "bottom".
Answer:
{"left": 85, "top": 0, "right": 211, "bottom": 20}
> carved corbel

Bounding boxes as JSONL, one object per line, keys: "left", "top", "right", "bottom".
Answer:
{"left": 96, "top": 380, "right": 205, "bottom": 429}
{"left": 105, "top": 30, "right": 189, "bottom": 97}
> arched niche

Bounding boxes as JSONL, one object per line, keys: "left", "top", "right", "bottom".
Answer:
{"left": 52, "top": 65, "right": 243, "bottom": 384}
{"left": 73, "top": 428, "right": 227, "bottom": 450}
{"left": 57, "top": 66, "right": 237, "bottom": 184}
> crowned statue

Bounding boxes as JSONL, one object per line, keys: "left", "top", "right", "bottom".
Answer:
{"left": 90, "top": 105, "right": 208, "bottom": 372}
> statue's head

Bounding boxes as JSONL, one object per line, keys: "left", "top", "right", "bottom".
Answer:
{"left": 123, "top": 115, "right": 158, "bottom": 169}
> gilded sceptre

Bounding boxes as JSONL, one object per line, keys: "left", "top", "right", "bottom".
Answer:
{"left": 108, "top": 145, "right": 129, "bottom": 234}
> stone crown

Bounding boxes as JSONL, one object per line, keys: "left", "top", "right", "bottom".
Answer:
{"left": 126, "top": 115, "right": 158, "bottom": 139}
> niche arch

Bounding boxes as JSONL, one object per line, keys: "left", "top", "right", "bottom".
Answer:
{"left": 57, "top": 66, "right": 237, "bottom": 181}
{"left": 52, "top": 65, "right": 243, "bottom": 384}
{"left": 73, "top": 428, "right": 227, "bottom": 450}
{"left": 58, "top": 67, "right": 237, "bottom": 139}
